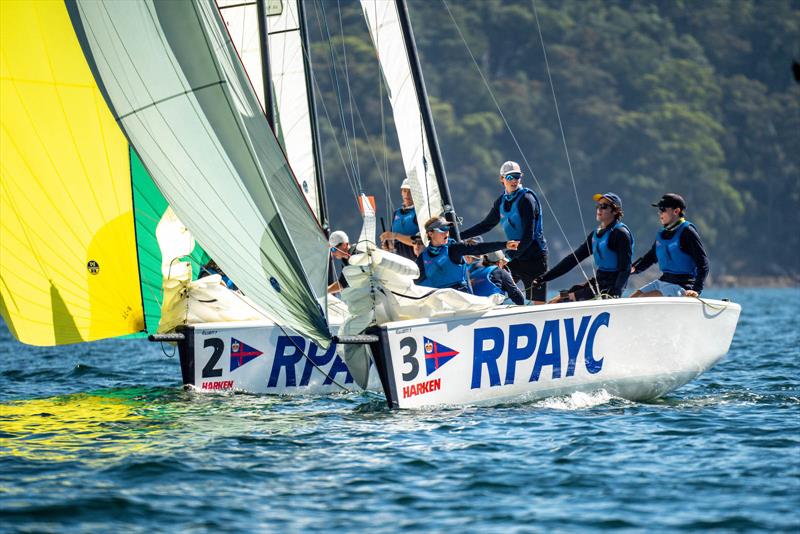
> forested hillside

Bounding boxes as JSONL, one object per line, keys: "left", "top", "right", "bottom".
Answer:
{"left": 305, "top": 0, "right": 799, "bottom": 279}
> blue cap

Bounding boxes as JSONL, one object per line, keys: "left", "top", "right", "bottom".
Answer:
{"left": 592, "top": 192, "right": 622, "bottom": 207}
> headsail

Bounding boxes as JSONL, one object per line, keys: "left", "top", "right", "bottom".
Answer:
{"left": 66, "top": 0, "right": 331, "bottom": 345}
{"left": 0, "top": 2, "right": 206, "bottom": 346}
{"left": 360, "top": 0, "right": 445, "bottom": 242}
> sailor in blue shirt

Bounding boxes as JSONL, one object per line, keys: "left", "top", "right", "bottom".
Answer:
{"left": 379, "top": 179, "right": 419, "bottom": 260}
{"left": 631, "top": 193, "right": 709, "bottom": 298}
{"left": 533, "top": 192, "right": 633, "bottom": 302}
{"left": 416, "top": 216, "right": 518, "bottom": 293}
{"left": 470, "top": 250, "right": 526, "bottom": 305}
{"left": 461, "top": 161, "right": 548, "bottom": 303}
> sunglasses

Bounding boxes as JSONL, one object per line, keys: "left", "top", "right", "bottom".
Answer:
{"left": 596, "top": 204, "right": 613, "bottom": 211}
{"left": 503, "top": 174, "right": 522, "bottom": 181}
{"left": 657, "top": 206, "right": 674, "bottom": 212}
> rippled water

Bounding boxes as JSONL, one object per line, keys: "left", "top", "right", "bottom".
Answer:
{"left": 1, "top": 288, "right": 798, "bottom": 532}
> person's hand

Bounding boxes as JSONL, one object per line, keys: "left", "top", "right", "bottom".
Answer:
{"left": 630, "top": 266, "right": 636, "bottom": 274}
{"left": 379, "top": 231, "right": 394, "bottom": 242}
{"left": 684, "top": 290, "right": 699, "bottom": 298}
{"left": 506, "top": 240, "right": 520, "bottom": 250}
{"left": 531, "top": 277, "right": 544, "bottom": 288}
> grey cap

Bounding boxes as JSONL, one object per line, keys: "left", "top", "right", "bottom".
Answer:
{"left": 499, "top": 161, "right": 522, "bottom": 176}
{"left": 485, "top": 250, "right": 509, "bottom": 263}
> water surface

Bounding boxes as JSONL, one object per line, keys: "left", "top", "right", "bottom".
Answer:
{"left": 1, "top": 288, "right": 798, "bottom": 532}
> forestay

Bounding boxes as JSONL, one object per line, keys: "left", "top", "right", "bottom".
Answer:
{"left": 67, "top": 0, "right": 331, "bottom": 346}
{"left": 361, "top": 0, "right": 444, "bottom": 243}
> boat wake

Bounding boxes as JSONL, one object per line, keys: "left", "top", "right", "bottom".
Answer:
{"left": 532, "top": 389, "right": 619, "bottom": 410}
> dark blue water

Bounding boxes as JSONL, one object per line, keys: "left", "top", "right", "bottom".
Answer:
{"left": 1, "top": 288, "right": 798, "bottom": 532}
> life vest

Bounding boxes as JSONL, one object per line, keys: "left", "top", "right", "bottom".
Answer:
{"left": 421, "top": 240, "right": 468, "bottom": 290}
{"left": 391, "top": 206, "right": 418, "bottom": 236}
{"left": 469, "top": 264, "right": 503, "bottom": 297}
{"left": 498, "top": 187, "right": 546, "bottom": 249}
{"left": 592, "top": 221, "right": 634, "bottom": 272}
{"left": 655, "top": 220, "right": 696, "bottom": 276}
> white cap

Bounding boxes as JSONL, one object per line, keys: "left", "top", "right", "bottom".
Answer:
{"left": 328, "top": 230, "right": 349, "bottom": 247}
{"left": 499, "top": 161, "right": 522, "bottom": 176}
{"left": 400, "top": 179, "right": 411, "bottom": 190}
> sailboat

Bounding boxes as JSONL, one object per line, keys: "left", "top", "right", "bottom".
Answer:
{"left": 1, "top": 0, "right": 740, "bottom": 409}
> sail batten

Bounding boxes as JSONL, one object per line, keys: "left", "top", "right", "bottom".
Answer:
{"left": 67, "top": 0, "right": 331, "bottom": 345}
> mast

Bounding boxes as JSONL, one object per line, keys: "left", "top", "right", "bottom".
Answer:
{"left": 394, "top": 0, "right": 460, "bottom": 240}
{"left": 297, "top": 0, "right": 329, "bottom": 234}
{"left": 255, "top": 0, "right": 275, "bottom": 130}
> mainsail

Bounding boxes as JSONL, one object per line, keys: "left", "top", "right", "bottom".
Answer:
{"left": 0, "top": 1, "right": 207, "bottom": 346}
{"left": 360, "top": 0, "right": 446, "bottom": 241}
{"left": 219, "top": 0, "right": 327, "bottom": 229}
{"left": 66, "top": 0, "right": 331, "bottom": 345}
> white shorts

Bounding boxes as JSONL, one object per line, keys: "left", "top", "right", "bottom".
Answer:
{"left": 637, "top": 279, "right": 687, "bottom": 297}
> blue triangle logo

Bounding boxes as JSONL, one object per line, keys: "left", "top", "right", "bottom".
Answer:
{"left": 424, "top": 337, "right": 459, "bottom": 376}
{"left": 229, "top": 338, "right": 263, "bottom": 372}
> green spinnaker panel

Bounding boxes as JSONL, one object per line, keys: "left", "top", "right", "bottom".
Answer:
{"left": 130, "top": 149, "right": 210, "bottom": 334}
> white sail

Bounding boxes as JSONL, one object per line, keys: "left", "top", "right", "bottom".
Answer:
{"left": 67, "top": 0, "right": 331, "bottom": 346}
{"left": 361, "top": 0, "right": 444, "bottom": 242}
{"left": 219, "top": 0, "right": 323, "bottom": 223}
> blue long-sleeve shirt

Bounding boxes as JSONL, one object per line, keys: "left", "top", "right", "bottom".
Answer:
{"left": 542, "top": 225, "right": 633, "bottom": 297}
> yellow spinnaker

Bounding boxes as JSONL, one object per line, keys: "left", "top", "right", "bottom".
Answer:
{"left": 0, "top": 1, "right": 144, "bottom": 345}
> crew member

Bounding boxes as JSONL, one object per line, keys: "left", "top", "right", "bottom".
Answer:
{"left": 200, "top": 259, "right": 238, "bottom": 291}
{"left": 379, "top": 179, "right": 419, "bottom": 260}
{"left": 630, "top": 193, "right": 709, "bottom": 298}
{"left": 327, "top": 230, "right": 356, "bottom": 294}
{"left": 533, "top": 192, "right": 633, "bottom": 302}
{"left": 417, "top": 216, "right": 518, "bottom": 293}
{"left": 461, "top": 161, "right": 548, "bottom": 303}
{"left": 470, "top": 250, "right": 526, "bottom": 305}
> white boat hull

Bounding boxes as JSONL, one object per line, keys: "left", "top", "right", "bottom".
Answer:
{"left": 174, "top": 321, "right": 381, "bottom": 394}
{"left": 370, "top": 297, "right": 741, "bottom": 409}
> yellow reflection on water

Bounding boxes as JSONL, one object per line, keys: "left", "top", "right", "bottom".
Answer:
{"left": 0, "top": 389, "right": 160, "bottom": 463}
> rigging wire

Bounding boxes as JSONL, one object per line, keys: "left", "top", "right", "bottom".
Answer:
{"left": 315, "top": 0, "right": 362, "bottom": 195}
{"left": 311, "top": 0, "right": 397, "bottom": 212}
{"left": 531, "top": 0, "right": 599, "bottom": 295}
{"left": 337, "top": 0, "right": 360, "bottom": 180}
{"left": 440, "top": 0, "right": 597, "bottom": 290}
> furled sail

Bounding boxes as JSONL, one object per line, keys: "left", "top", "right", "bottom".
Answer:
{"left": 0, "top": 1, "right": 207, "bottom": 346}
{"left": 66, "top": 0, "right": 331, "bottom": 345}
{"left": 360, "top": 0, "right": 445, "bottom": 241}
{"left": 219, "top": 0, "right": 326, "bottom": 227}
